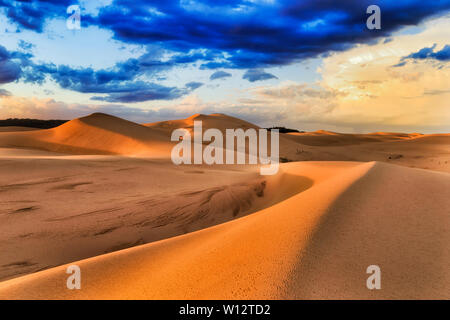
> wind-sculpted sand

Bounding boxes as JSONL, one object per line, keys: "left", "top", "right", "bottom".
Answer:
{"left": 0, "top": 161, "right": 448, "bottom": 299}
{"left": 0, "top": 152, "right": 309, "bottom": 281}
{"left": 0, "top": 113, "right": 448, "bottom": 299}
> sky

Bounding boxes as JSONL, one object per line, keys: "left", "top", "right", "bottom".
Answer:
{"left": 0, "top": 0, "right": 449, "bottom": 133}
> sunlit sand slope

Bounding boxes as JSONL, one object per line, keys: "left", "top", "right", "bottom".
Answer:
{"left": 0, "top": 161, "right": 448, "bottom": 299}
{"left": 144, "top": 113, "right": 260, "bottom": 133}
{"left": 0, "top": 113, "right": 171, "bottom": 156}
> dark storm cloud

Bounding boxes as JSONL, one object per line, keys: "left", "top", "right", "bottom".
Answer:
{"left": 185, "top": 81, "right": 204, "bottom": 90}
{"left": 210, "top": 71, "right": 232, "bottom": 80}
{"left": 2, "top": 0, "right": 450, "bottom": 101}
{"left": 402, "top": 44, "right": 450, "bottom": 62}
{"left": 14, "top": 49, "right": 203, "bottom": 103}
{"left": 242, "top": 69, "right": 277, "bottom": 82}
{"left": 0, "top": 0, "right": 71, "bottom": 32}
{"left": 0, "top": 45, "right": 22, "bottom": 84}
{"left": 2, "top": 0, "right": 450, "bottom": 69}
{"left": 85, "top": 0, "right": 450, "bottom": 68}
{"left": 393, "top": 44, "right": 450, "bottom": 67}
{"left": 90, "top": 83, "right": 186, "bottom": 103}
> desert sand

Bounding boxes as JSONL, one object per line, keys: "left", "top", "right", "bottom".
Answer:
{"left": 0, "top": 113, "right": 448, "bottom": 299}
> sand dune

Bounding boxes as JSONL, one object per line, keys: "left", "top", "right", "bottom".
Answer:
{"left": 0, "top": 112, "right": 448, "bottom": 299}
{"left": 0, "top": 161, "right": 448, "bottom": 299}
{"left": 0, "top": 155, "right": 308, "bottom": 281}
{"left": 0, "top": 113, "right": 170, "bottom": 156}
{"left": 1, "top": 112, "right": 448, "bottom": 172}
{"left": 145, "top": 113, "right": 259, "bottom": 134}
{"left": 0, "top": 126, "right": 40, "bottom": 132}
{"left": 284, "top": 131, "right": 450, "bottom": 173}
{"left": 0, "top": 113, "right": 267, "bottom": 158}
{"left": 286, "top": 130, "right": 423, "bottom": 146}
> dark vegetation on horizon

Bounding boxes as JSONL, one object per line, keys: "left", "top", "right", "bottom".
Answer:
{"left": 0, "top": 119, "right": 68, "bottom": 129}
{"left": 0, "top": 118, "right": 303, "bottom": 133}
{"left": 265, "top": 126, "right": 304, "bottom": 134}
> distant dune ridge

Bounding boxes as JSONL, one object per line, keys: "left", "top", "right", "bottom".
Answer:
{"left": 0, "top": 112, "right": 449, "bottom": 172}
{"left": 145, "top": 113, "right": 260, "bottom": 133}
{"left": 0, "top": 112, "right": 448, "bottom": 299}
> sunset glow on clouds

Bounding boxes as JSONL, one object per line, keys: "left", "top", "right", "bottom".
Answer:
{"left": 0, "top": 0, "right": 449, "bottom": 132}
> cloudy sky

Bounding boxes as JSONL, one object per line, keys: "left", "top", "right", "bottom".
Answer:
{"left": 0, "top": 0, "right": 449, "bottom": 132}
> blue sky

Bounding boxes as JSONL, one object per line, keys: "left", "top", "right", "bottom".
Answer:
{"left": 0, "top": 0, "right": 449, "bottom": 132}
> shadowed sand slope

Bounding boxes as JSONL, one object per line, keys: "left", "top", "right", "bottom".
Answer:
{"left": 0, "top": 157, "right": 310, "bottom": 281}
{"left": 0, "top": 161, "right": 448, "bottom": 299}
{"left": 0, "top": 127, "right": 40, "bottom": 132}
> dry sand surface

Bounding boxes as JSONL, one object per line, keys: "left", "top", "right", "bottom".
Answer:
{"left": 0, "top": 113, "right": 448, "bottom": 299}
{"left": 0, "top": 127, "right": 40, "bottom": 132}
